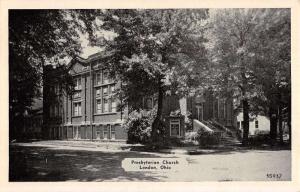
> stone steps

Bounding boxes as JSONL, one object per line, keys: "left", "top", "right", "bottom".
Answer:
{"left": 201, "top": 120, "right": 241, "bottom": 146}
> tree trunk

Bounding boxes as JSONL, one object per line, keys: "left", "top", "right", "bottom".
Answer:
{"left": 151, "top": 85, "right": 164, "bottom": 144}
{"left": 242, "top": 99, "right": 250, "bottom": 145}
{"left": 278, "top": 101, "right": 283, "bottom": 145}
{"left": 269, "top": 103, "right": 278, "bottom": 145}
{"left": 239, "top": 52, "right": 250, "bottom": 146}
{"left": 288, "top": 98, "right": 291, "bottom": 144}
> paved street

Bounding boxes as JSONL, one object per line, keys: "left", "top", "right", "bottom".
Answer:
{"left": 9, "top": 142, "right": 291, "bottom": 181}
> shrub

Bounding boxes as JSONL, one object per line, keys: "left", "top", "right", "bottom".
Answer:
{"left": 248, "top": 134, "right": 271, "bottom": 145}
{"left": 166, "top": 137, "right": 184, "bottom": 147}
{"left": 196, "top": 131, "right": 222, "bottom": 147}
{"left": 185, "top": 131, "right": 198, "bottom": 141}
{"left": 184, "top": 111, "right": 193, "bottom": 132}
{"left": 124, "top": 109, "right": 156, "bottom": 144}
{"left": 254, "top": 130, "right": 269, "bottom": 135}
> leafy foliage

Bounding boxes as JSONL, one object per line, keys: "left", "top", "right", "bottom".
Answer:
{"left": 196, "top": 131, "right": 222, "bottom": 147}
{"left": 76, "top": 9, "right": 210, "bottom": 101}
{"left": 76, "top": 9, "right": 209, "bottom": 143}
{"left": 209, "top": 8, "right": 290, "bottom": 111}
{"left": 9, "top": 10, "right": 82, "bottom": 139}
{"left": 124, "top": 109, "right": 158, "bottom": 144}
{"left": 208, "top": 9, "right": 291, "bottom": 144}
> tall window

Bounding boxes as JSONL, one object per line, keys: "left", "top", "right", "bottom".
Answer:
{"left": 213, "top": 100, "right": 218, "bottom": 118}
{"left": 54, "top": 85, "right": 60, "bottom": 94}
{"left": 103, "top": 98, "right": 109, "bottom": 113}
{"left": 95, "top": 72, "right": 101, "bottom": 85}
{"left": 96, "top": 126, "right": 101, "bottom": 139}
{"left": 52, "top": 105, "right": 56, "bottom": 117}
{"left": 103, "top": 125, "right": 108, "bottom": 139}
{"left": 103, "top": 86, "right": 108, "bottom": 95}
{"left": 49, "top": 105, "right": 53, "bottom": 117}
{"left": 93, "top": 70, "right": 116, "bottom": 114}
{"left": 95, "top": 88, "right": 101, "bottom": 97}
{"left": 103, "top": 71, "right": 109, "bottom": 84}
{"left": 219, "top": 99, "right": 224, "bottom": 119}
{"left": 110, "top": 84, "right": 115, "bottom": 94}
{"left": 170, "top": 119, "right": 180, "bottom": 137}
{"left": 111, "top": 98, "right": 117, "bottom": 112}
{"left": 96, "top": 99, "right": 102, "bottom": 114}
{"left": 144, "top": 98, "right": 153, "bottom": 110}
{"left": 74, "top": 126, "right": 81, "bottom": 139}
{"left": 75, "top": 77, "right": 81, "bottom": 90}
{"left": 74, "top": 102, "right": 81, "bottom": 116}
{"left": 73, "top": 126, "right": 77, "bottom": 139}
{"left": 255, "top": 120, "right": 259, "bottom": 128}
{"left": 55, "top": 104, "right": 59, "bottom": 117}
{"left": 77, "top": 126, "right": 81, "bottom": 139}
{"left": 111, "top": 126, "right": 116, "bottom": 140}
{"left": 196, "top": 105, "right": 203, "bottom": 121}
{"left": 73, "top": 91, "right": 81, "bottom": 99}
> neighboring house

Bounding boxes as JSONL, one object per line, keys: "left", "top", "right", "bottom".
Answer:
{"left": 235, "top": 111, "right": 270, "bottom": 136}
{"left": 22, "top": 98, "right": 43, "bottom": 139}
{"left": 43, "top": 52, "right": 186, "bottom": 141}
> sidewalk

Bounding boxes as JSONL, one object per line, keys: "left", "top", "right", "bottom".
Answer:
{"left": 10, "top": 141, "right": 291, "bottom": 181}
{"left": 11, "top": 140, "right": 142, "bottom": 152}
{"left": 10, "top": 140, "right": 290, "bottom": 155}
{"left": 11, "top": 140, "right": 205, "bottom": 154}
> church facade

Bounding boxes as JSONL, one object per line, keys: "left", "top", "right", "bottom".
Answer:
{"left": 43, "top": 52, "right": 234, "bottom": 142}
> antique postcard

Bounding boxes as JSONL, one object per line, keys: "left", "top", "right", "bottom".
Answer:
{"left": 0, "top": 0, "right": 299, "bottom": 191}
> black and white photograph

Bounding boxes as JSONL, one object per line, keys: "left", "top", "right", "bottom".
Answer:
{"left": 7, "top": 7, "right": 293, "bottom": 184}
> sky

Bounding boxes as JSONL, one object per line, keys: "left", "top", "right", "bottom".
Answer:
{"left": 78, "top": 26, "right": 116, "bottom": 59}
{"left": 55, "top": 29, "right": 110, "bottom": 65}
{"left": 79, "top": 33, "right": 103, "bottom": 59}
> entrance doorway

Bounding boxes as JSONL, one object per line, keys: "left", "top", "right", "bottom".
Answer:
{"left": 196, "top": 104, "right": 203, "bottom": 121}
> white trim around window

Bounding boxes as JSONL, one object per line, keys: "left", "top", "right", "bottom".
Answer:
{"left": 96, "top": 99, "right": 102, "bottom": 114}
{"left": 170, "top": 119, "right": 181, "bottom": 137}
{"left": 73, "top": 101, "right": 82, "bottom": 116}
{"left": 74, "top": 77, "right": 82, "bottom": 90}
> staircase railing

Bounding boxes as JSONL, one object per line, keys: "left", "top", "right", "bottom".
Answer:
{"left": 202, "top": 120, "right": 225, "bottom": 138}
{"left": 209, "top": 120, "right": 236, "bottom": 137}
{"left": 193, "top": 119, "right": 214, "bottom": 133}
{"left": 195, "top": 119, "right": 241, "bottom": 145}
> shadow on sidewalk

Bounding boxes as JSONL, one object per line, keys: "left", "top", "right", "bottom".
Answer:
{"left": 127, "top": 141, "right": 291, "bottom": 155}
{"left": 9, "top": 145, "right": 167, "bottom": 182}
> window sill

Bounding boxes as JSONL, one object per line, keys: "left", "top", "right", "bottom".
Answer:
{"left": 94, "top": 82, "right": 115, "bottom": 87}
{"left": 96, "top": 95, "right": 115, "bottom": 99}
{"left": 94, "top": 112, "right": 117, "bottom": 116}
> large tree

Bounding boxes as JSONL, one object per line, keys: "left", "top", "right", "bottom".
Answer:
{"left": 9, "top": 10, "right": 82, "bottom": 139}
{"left": 77, "top": 9, "right": 209, "bottom": 144}
{"left": 209, "top": 9, "right": 290, "bottom": 145}
{"left": 247, "top": 9, "right": 291, "bottom": 144}
{"left": 209, "top": 9, "right": 259, "bottom": 145}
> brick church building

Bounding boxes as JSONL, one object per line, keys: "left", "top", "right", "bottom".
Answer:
{"left": 43, "top": 52, "right": 234, "bottom": 142}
